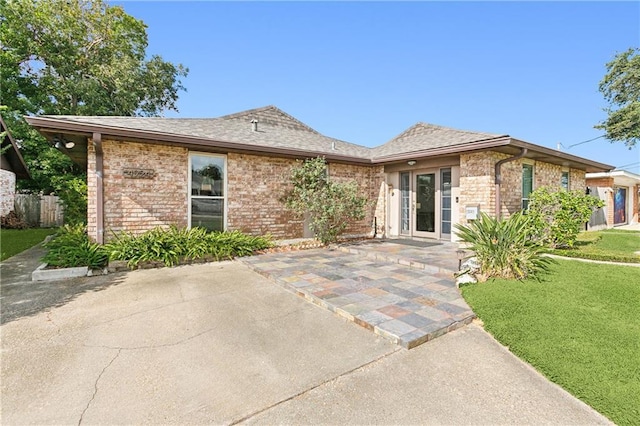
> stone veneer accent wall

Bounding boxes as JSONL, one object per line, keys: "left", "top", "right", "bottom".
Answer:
{"left": 329, "top": 163, "right": 386, "bottom": 237}
{"left": 88, "top": 140, "right": 188, "bottom": 242}
{"left": 0, "top": 169, "right": 16, "bottom": 216}
{"left": 459, "top": 151, "right": 588, "bottom": 224}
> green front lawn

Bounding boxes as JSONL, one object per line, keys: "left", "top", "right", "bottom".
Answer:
{"left": 552, "top": 229, "right": 640, "bottom": 263}
{"left": 0, "top": 228, "right": 57, "bottom": 261}
{"left": 462, "top": 259, "right": 640, "bottom": 425}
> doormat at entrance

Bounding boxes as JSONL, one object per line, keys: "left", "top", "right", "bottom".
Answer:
{"left": 384, "top": 239, "right": 442, "bottom": 248}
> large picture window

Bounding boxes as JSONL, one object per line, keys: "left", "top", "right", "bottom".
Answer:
{"left": 190, "top": 153, "right": 226, "bottom": 232}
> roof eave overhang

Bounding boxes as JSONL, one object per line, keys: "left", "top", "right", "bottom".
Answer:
{"left": 1, "top": 116, "right": 31, "bottom": 179}
{"left": 509, "top": 139, "right": 614, "bottom": 173}
{"left": 25, "top": 116, "right": 616, "bottom": 172}
{"left": 25, "top": 116, "right": 372, "bottom": 165}
{"left": 371, "top": 136, "right": 513, "bottom": 164}
{"left": 371, "top": 137, "right": 614, "bottom": 173}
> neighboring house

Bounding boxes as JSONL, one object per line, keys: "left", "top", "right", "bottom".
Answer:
{"left": 1, "top": 116, "right": 30, "bottom": 217}
{"left": 25, "top": 106, "right": 612, "bottom": 243}
{"left": 586, "top": 170, "right": 640, "bottom": 229}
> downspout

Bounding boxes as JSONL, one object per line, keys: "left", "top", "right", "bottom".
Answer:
{"left": 93, "top": 132, "right": 104, "bottom": 244}
{"left": 494, "top": 148, "right": 528, "bottom": 218}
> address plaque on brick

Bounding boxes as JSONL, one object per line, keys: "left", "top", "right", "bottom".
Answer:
{"left": 123, "top": 168, "right": 156, "bottom": 179}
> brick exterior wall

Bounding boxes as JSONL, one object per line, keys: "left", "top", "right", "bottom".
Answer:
{"left": 226, "top": 153, "right": 303, "bottom": 238}
{"left": 0, "top": 169, "right": 16, "bottom": 216}
{"left": 88, "top": 139, "right": 188, "bottom": 242}
{"left": 459, "top": 152, "right": 497, "bottom": 224}
{"left": 459, "top": 151, "right": 588, "bottom": 225}
{"left": 86, "top": 143, "right": 383, "bottom": 241}
{"left": 328, "top": 163, "right": 385, "bottom": 237}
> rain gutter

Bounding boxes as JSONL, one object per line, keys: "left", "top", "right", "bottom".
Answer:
{"left": 494, "top": 148, "right": 528, "bottom": 218}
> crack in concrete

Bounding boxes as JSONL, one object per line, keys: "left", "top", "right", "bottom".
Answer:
{"left": 45, "top": 311, "right": 62, "bottom": 340}
{"left": 78, "top": 348, "right": 121, "bottom": 426}
{"left": 82, "top": 326, "right": 218, "bottom": 351}
{"left": 87, "top": 286, "right": 243, "bottom": 328}
{"left": 228, "top": 346, "right": 402, "bottom": 425}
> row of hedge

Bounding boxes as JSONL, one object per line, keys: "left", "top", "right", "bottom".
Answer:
{"left": 42, "top": 225, "right": 273, "bottom": 270}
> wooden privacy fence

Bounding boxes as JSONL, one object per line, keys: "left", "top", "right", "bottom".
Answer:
{"left": 14, "top": 194, "right": 64, "bottom": 227}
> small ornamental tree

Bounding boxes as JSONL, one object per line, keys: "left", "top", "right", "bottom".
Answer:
{"left": 528, "top": 187, "right": 604, "bottom": 249}
{"left": 282, "top": 157, "right": 368, "bottom": 244}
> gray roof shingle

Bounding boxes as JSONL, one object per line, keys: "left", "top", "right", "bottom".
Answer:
{"left": 43, "top": 106, "right": 505, "bottom": 161}
{"left": 27, "top": 105, "right": 614, "bottom": 172}
{"left": 371, "top": 122, "right": 505, "bottom": 159}
{"left": 45, "top": 106, "right": 372, "bottom": 159}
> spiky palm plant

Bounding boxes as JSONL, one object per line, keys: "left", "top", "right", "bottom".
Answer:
{"left": 454, "top": 212, "right": 552, "bottom": 281}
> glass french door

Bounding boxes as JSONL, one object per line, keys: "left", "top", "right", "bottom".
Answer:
{"left": 414, "top": 173, "right": 436, "bottom": 237}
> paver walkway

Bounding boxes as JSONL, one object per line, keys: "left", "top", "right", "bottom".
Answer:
{"left": 243, "top": 240, "right": 474, "bottom": 348}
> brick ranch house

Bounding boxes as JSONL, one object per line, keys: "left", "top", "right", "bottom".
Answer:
{"left": 26, "top": 106, "right": 612, "bottom": 243}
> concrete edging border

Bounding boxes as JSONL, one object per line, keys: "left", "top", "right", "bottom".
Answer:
{"left": 31, "top": 263, "right": 89, "bottom": 281}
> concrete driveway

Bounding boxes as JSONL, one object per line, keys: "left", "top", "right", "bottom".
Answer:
{"left": 1, "top": 260, "right": 610, "bottom": 424}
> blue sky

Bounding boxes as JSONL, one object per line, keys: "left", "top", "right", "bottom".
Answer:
{"left": 117, "top": 1, "right": 639, "bottom": 172}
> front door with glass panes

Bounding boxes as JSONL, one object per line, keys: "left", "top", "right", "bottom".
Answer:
{"left": 400, "top": 168, "right": 451, "bottom": 239}
{"left": 414, "top": 172, "right": 437, "bottom": 238}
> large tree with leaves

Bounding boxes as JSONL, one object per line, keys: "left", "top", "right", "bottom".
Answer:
{"left": 595, "top": 48, "right": 639, "bottom": 148}
{"left": 0, "top": 0, "right": 188, "bottom": 222}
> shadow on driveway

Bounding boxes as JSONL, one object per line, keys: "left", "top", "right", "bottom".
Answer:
{"left": 0, "top": 244, "right": 125, "bottom": 325}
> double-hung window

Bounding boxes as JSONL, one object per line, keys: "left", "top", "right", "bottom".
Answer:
{"left": 561, "top": 171, "right": 570, "bottom": 190}
{"left": 522, "top": 164, "right": 534, "bottom": 210}
{"left": 189, "top": 153, "right": 226, "bottom": 232}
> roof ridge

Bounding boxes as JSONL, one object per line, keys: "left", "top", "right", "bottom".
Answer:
{"left": 219, "top": 105, "right": 320, "bottom": 134}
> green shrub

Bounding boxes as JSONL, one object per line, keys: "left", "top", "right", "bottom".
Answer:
{"left": 56, "top": 175, "right": 88, "bottom": 225}
{"left": 105, "top": 226, "right": 273, "bottom": 268}
{"left": 282, "top": 157, "right": 368, "bottom": 244}
{"left": 42, "top": 224, "right": 108, "bottom": 269}
{"left": 528, "top": 187, "right": 604, "bottom": 248}
{"left": 454, "top": 212, "right": 552, "bottom": 281}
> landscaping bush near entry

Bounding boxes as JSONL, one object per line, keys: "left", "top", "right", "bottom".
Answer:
{"left": 455, "top": 212, "right": 552, "bottom": 281}
{"left": 528, "top": 187, "right": 604, "bottom": 248}
{"left": 106, "top": 226, "right": 273, "bottom": 268}
{"left": 282, "top": 156, "right": 368, "bottom": 244}
{"left": 42, "top": 224, "right": 109, "bottom": 269}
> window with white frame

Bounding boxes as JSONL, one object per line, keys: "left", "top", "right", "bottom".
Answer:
{"left": 189, "top": 153, "right": 226, "bottom": 232}
{"left": 522, "top": 163, "right": 534, "bottom": 210}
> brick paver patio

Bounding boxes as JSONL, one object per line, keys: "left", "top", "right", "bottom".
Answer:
{"left": 243, "top": 240, "right": 475, "bottom": 349}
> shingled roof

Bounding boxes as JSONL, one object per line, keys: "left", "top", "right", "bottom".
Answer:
{"left": 24, "top": 105, "right": 613, "bottom": 172}
{"left": 38, "top": 106, "right": 371, "bottom": 160}
{"left": 220, "top": 105, "right": 320, "bottom": 134}
{"left": 372, "top": 122, "right": 506, "bottom": 159}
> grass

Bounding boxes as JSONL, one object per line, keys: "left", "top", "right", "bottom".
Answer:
{"left": 0, "top": 228, "right": 57, "bottom": 261}
{"left": 461, "top": 259, "right": 640, "bottom": 425}
{"left": 551, "top": 229, "right": 640, "bottom": 263}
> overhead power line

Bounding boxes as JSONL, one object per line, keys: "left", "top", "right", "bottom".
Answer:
{"left": 615, "top": 161, "right": 640, "bottom": 170}
{"left": 556, "top": 135, "right": 605, "bottom": 151}
{"left": 567, "top": 135, "right": 605, "bottom": 148}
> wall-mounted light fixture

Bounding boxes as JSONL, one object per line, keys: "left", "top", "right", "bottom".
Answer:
{"left": 407, "top": 160, "right": 417, "bottom": 166}
{"left": 53, "top": 136, "right": 75, "bottom": 150}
